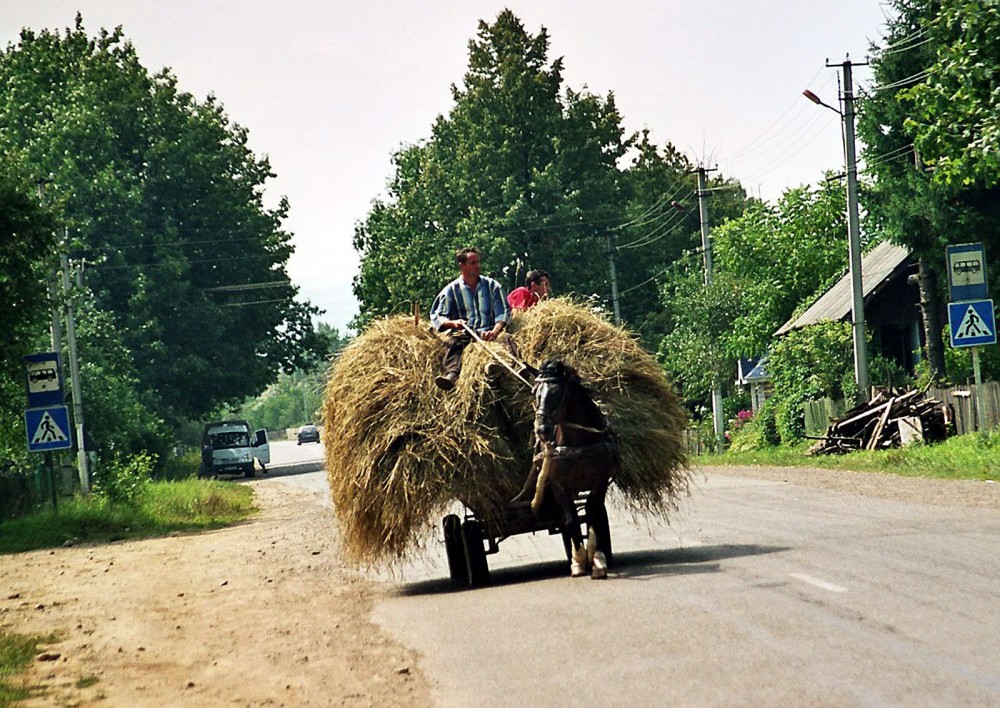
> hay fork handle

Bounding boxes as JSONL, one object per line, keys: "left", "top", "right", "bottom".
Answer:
{"left": 459, "top": 322, "right": 532, "bottom": 388}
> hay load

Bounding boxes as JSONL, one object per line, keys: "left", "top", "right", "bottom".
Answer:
{"left": 323, "top": 298, "right": 690, "bottom": 567}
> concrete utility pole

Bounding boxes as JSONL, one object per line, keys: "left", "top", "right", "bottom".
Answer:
{"left": 697, "top": 166, "right": 725, "bottom": 454}
{"left": 35, "top": 179, "right": 64, "bottom": 353}
{"left": 805, "top": 57, "right": 870, "bottom": 401}
{"left": 606, "top": 233, "right": 621, "bottom": 325}
{"left": 62, "top": 242, "right": 89, "bottom": 494}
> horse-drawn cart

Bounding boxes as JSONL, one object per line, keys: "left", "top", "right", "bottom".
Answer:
{"left": 442, "top": 489, "right": 612, "bottom": 587}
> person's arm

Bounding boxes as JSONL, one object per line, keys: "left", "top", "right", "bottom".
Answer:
{"left": 483, "top": 279, "right": 511, "bottom": 341}
{"left": 430, "top": 282, "right": 465, "bottom": 331}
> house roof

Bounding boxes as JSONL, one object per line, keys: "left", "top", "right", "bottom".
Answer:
{"left": 775, "top": 240, "right": 913, "bottom": 336}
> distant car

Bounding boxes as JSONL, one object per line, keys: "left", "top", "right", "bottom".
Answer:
{"left": 297, "top": 424, "right": 320, "bottom": 445}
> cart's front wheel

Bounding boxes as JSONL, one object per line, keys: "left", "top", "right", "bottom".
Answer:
{"left": 461, "top": 520, "right": 490, "bottom": 587}
{"left": 442, "top": 515, "right": 465, "bottom": 583}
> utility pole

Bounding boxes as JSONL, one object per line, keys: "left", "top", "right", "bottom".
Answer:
{"left": 808, "top": 58, "right": 870, "bottom": 401}
{"left": 606, "top": 232, "right": 621, "bottom": 325}
{"left": 837, "top": 57, "right": 870, "bottom": 401}
{"left": 697, "top": 166, "right": 725, "bottom": 454}
{"left": 35, "top": 179, "right": 63, "bottom": 353}
{"left": 62, "top": 240, "right": 89, "bottom": 494}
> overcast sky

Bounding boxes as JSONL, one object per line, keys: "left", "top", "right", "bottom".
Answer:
{"left": 3, "top": 1, "right": 894, "bottom": 332}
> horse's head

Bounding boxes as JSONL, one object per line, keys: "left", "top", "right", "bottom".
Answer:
{"left": 532, "top": 359, "right": 580, "bottom": 444}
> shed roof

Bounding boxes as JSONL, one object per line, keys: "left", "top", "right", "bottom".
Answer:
{"left": 775, "top": 241, "right": 913, "bottom": 336}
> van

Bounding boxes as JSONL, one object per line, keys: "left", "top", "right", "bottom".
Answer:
{"left": 202, "top": 420, "right": 270, "bottom": 477}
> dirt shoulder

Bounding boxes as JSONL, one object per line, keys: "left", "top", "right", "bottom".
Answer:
{"left": 0, "top": 479, "right": 433, "bottom": 707}
{"left": 698, "top": 463, "right": 1000, "bottom": 509}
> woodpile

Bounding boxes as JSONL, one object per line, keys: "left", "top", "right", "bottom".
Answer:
{"left": 807, "top": 387, "right": 954, "bottom": 455}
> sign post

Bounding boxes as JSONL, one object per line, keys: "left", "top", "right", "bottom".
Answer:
{"left": 947, "top": 298, "right": 996, "bottom": 432}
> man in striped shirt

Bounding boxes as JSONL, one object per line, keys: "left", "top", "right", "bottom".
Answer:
{"left": 430, "top": 247, "right": 516, "bottom": 391}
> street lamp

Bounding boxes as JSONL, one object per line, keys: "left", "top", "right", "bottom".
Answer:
{"left": 803, "top": 70, "right": 870, "bottom": 400}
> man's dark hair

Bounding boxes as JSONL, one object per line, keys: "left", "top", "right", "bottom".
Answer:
{"left": 525, "top": 269, "right": 549, "bottom": 287}
{"left": 456, "top": 247, "right": 480, "bottom": 265}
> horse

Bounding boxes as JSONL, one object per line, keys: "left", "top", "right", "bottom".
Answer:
{"left": 514, "top": 359, "right": 619, "bottom": 579}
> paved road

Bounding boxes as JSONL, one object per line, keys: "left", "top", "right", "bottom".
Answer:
{"left": 272, "top": 460, "right": 1000, "bottom": 706}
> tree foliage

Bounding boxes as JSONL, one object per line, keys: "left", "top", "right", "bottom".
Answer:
{"left": 900, "top": 0, "right": 1000, "bottom": 189}
{"left": 859, "top": 0, "right": 1000, "bottom": 382}
{"left": 658, "top": 181, "right": 848, "bottom": 407}
{"left": 353, "top": 11, "right": 728, "bottom": 335}
{"left": 0, "top": 17, "right": 325, "bottom": 423}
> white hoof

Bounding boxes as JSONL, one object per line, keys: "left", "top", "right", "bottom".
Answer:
{"left": 591, "top": 551, "right": 607, "bottom": 579}
{"left": 571, "top": 544, "right": 589, "bottom": 577}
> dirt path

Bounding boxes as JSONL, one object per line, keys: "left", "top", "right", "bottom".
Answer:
{"left": 0, "top": 479, "right": 433, "bottom": 707}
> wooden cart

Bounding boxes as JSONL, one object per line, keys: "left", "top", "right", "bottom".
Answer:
{"left": 441, "top": 490, "right": 612, "bottom": 587}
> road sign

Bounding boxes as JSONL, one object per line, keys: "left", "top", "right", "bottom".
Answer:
{"left": 946, "top": 243, "right": 988, "bottom": 302}
{"left": 25, "top": 405, "right": 73, "bottom": 452}
{"left": 948, "top": 299, "right": 996, "bottom": 348}
{"left": 23, "top": 352, "right": 64, "bottom": 408}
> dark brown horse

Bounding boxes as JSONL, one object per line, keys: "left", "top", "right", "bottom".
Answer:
{"left": 514, "top": 359, "right": 618, "bottom": 579}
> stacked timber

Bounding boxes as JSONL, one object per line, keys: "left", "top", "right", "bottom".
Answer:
{"left": 807, "top": 387, "right": 954, "bottom": 455}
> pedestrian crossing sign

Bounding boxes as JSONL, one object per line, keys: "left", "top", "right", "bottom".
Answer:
{"left": 948, "top": 299, "right": 996, "bottom": 348}
{"left": 25, "top": 405, "right": 73, "bottom": 452}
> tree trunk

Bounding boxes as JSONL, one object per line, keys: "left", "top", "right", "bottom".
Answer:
{"left": 917, "top": 258, "right": 945, "bottom": 380}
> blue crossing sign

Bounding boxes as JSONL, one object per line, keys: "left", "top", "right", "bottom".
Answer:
{"left": 948, "top": 299, "right": 996, "bottom": 348}
{"left": 25, "top": 405, "right": 73, "bottom": 452}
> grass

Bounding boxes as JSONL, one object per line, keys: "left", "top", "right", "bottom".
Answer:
{"left": 706, "top": 431, "right": 1000, "bottom": 480}
{"left": 0, "top": 632, "right": 58, "bottom": 705}
{"left": 0, "top": 478, "right": 256, "bottom": 555}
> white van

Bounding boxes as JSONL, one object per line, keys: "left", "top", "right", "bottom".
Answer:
{"left": 202, "top": 420, "right": 270, "bottom": 477}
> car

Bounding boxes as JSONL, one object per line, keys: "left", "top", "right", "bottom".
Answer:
{"left": 297, "top": 424, "right": 320, "bottom": 445}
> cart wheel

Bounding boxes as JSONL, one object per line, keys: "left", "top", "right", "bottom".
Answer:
{"left": 442, "top": 515, "right": 465, "bottom": 583}
{"left": 461, "top": 520, "right": 490, "bottom": 587}
{"left": 588, "top": 503, "right": 613, "bottom": 567}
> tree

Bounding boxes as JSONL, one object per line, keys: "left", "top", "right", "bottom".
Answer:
{"left": 858, "top": 0, "right": 1000, "bottom": 382}
{"left": 0, "top": 18, "right": 325, "bottom": 422}
{"left": 901, "top": 0, "right": 1000, "bottom": 189}
{"left": 353, "top": 11, "right": 633, "bottom": 328}
{"left": 658, "top": 180, "right": 848, "bottom": 409}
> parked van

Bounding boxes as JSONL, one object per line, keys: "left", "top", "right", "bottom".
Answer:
{"left": 202, "top": 420, "right": 270, "bottom": 478}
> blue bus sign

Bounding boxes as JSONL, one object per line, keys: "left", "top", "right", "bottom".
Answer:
{"left": 946, "top": 243, "right": 988, "bottom": 302}
{"left": 24, "top": 352, "right": 64, "bottom": 408}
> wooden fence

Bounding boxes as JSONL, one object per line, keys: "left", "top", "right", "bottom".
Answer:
{"left": 804, "top": 380, "right": 1000, "bottom": 438}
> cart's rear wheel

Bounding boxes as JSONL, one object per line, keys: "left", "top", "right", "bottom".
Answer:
{"left": 442, "top": 515, "right": 465, "bottom": 583}
{"left": 461, "top": 519, "right": 490, "bottom": 587}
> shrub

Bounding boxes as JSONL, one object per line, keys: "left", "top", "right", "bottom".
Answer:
{"left": 92, "top": 451, "right": 154, "bottom": 506}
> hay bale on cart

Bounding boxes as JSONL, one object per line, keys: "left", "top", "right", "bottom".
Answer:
{"left": 322, "top": 298, "right": 690, "bottom": 570}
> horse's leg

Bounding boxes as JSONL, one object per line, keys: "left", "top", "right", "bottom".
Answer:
{"left": 511, "top": 450, "right": 542, "bottom": 504}
{"left": 553, "top": 484, "right": 587, "bottom": 577}
{"left": 585, "top": 482, "right": 609, "bottom": 579}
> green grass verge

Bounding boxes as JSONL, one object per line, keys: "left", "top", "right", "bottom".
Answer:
{"left": 705, "top": 431, "right": 1000, "bottom": 481}
{"left": 0, "top": 632, "right": 58, "bottom": 705}
{"left": 0, "top": 479, "right": 256, "bottom": 555}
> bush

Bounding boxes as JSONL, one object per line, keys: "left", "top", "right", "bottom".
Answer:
{"left": 92, "top": 451, "right": 154, "bottom": 506}
{"left": 728, "top": 402, "right": 779, "bottom": 451}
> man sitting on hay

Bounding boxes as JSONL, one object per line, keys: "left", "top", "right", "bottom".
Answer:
{"left": 430, "top": 246, "right": 534, "bottom": 391}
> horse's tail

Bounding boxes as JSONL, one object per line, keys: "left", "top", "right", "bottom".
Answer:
{"left": 530, "top": 445, "right": 552, "bottom": 515}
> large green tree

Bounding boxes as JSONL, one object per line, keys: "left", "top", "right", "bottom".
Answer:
{"left": 355, "top": 11, "right": 655, "bottom": 328}
{"left": 0, "top": 18, "right": 325, "bottom": 421}
{"left": 859, "top": 0, "right": 1000, "bottom": 381}
{"left": 901, "top": 0, "right": 1000, "bottom": 189}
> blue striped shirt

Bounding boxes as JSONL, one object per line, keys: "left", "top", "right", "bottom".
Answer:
{"left": 430, "top": 276, "right": 510, "bottom": 334}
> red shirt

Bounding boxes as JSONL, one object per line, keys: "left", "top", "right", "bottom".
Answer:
{"left": 507, "top": 286, "right": 539, "bottom": 310}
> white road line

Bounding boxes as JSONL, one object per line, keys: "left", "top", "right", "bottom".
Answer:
{"left": 790, "top": 572, "right": 848, "bottom": 593}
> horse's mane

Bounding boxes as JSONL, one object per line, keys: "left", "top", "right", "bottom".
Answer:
{"left": 538, "top": 359, "right": 608, "bottom": 429}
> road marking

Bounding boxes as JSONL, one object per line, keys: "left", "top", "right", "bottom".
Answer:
{"left": 790, "top": 573, "right": 847, "bottom": 593}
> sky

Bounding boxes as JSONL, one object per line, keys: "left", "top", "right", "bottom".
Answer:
{"left": 2, "top": 1, "right": 895, "bottom": 333}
